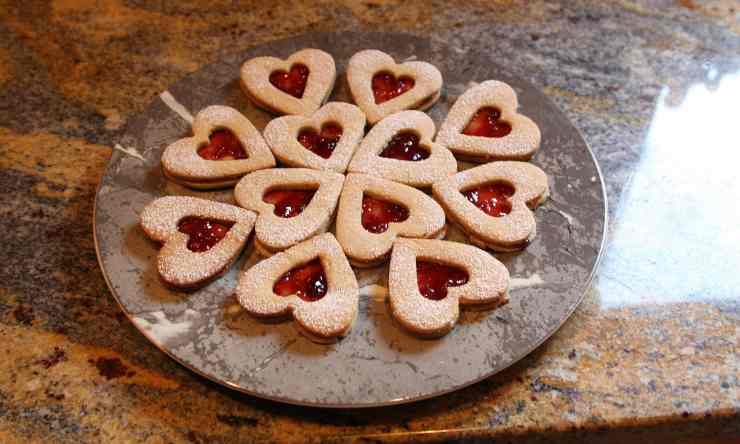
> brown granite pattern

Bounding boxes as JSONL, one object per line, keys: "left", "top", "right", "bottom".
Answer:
{"left": 1, "top": 1, "right": 739, "bottom": 443}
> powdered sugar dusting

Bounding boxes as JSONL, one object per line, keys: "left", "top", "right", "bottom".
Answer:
{"left": 347, "top": 110, "right": 457, "bottom": 188}
{"left": 432, "top": 161, "right": 549, "bottom": 252}
{"left": 436, "top": 80, "right": 541, "bottom": 161}
{"left": 159, "top": 90, "right": 194, "bottom": 124}
{"left": 346, "top": 49, "right": 443, "bottom": 123}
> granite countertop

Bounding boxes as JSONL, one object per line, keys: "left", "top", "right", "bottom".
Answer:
{"left": 1, "top": 1, "right": 739, "bottom": 443}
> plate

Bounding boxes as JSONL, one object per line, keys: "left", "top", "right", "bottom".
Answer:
{"left": 93, "top": 32, "right": 606, "bottom": 408}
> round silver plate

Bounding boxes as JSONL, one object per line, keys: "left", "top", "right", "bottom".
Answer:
{"left": 93, "top": 32, "right": 606, "bottom": 408}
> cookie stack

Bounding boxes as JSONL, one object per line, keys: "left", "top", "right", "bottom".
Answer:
{"left": 140, "top": 48, "right": 548, "bottom": 343}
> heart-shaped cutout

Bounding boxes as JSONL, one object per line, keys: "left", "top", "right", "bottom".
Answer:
{"left": 269, "top": 64, "right": 309, "bottom": 98}
{"left": 140, "top": 196, "right": 256, "bottom": 289}
{"left": 378, "top": 131, "right": 430, "bottom": 161}
{"left": 361, "top": 195, "right": 409, "bottom": 234}
{"left": 241, "top": 49, "right": 336, "bottom": 116}
{"left": 197, "top": 129, "right": 248, "bottom": 160}
{"left": 436, "top": 80, "right": 540, "bottom": 162}
{"left": 433, "top": 161, "right": 549, "bottom": 252}
{"left": 262, "top": 189, "right": 317, "bottom": 218}
{"left": 335, "top": 173, "right": 446, "bottom": 267}
{"left": 372, "top": 72, "right": 415, "bottom": 104}
{"left": 263, "top": 102, "right": 366, "bottom": 173}
{"left": 462, "top": 181, "right": 516, "bottom": 217}
{"left": 462, "top": 107, "right": 512, "bottom": 138}
{"left": 237, "top": 233, "right": 359, "bottom": 343}
{"left": 388, "top": 239, "right": 509, "bottom": 338}
{"left": 347, "top": 110, "right": 456, "bottom": 188}
{"left": 347, "top": 50, "right": 442, "bottom": 124}
{"left": 416, "top": 261, "right": 469, "bottom": 300}
{"left": 160, "top": 106, "right": 275, "bottom": 190}
{"left": 273, "top": 258, "right": 327, "bottom": 302}
{"left": 298, "top": 123, "right": 342, "bottom": 159}
{"left": 177, "top": 216, "right": 234, "bottom": 252}
{"left": 234, "top": 168, "right": 344, "bottom": 256}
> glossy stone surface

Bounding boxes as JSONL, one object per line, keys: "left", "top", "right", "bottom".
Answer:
{"left": 1, "top": 2, "right": 739, "bottom": 444}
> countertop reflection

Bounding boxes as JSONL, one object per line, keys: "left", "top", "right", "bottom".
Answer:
{"left": 0, "top": 0, "right": 738, "bottom": 443}
{"left": 599, "top": 70, "right": 740, "bottom": 308}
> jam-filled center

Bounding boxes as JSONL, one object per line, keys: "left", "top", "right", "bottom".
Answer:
{"left": 297, "top": 123, "right": 343, "bottom": 159}
{"left": 372, "top": 72, "right": 415, "bottom": 104}
{"left": 269, "top": 64, "right": 309, "bottom": 98}
{"left": 462, "top": 182, "right": 516, "bottom": 217}
{"left": 177, "top": 216, "right": 234, "bottom": 252}
{"left": 416, "top": 261, "right": 469, "bottom": 300}
{"left": 273, "top": 259, "right": 327, "bottom": 302}
{"left": 462, "top": 107, "right": 512, "bottom": 138}
{"left": 379, "top": 132, "right": 430, "bottom": 161}
{"left": 263, "top": 189, "right": 316, "bottom": 218}
{"left": 197, "top": 129, "right": 248, "bottom": 160}
{"left": 361, "top": 195, "right": 409, "bottom": 234}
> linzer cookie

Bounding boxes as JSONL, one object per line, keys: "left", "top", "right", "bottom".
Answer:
{"left": 347, "top": 49, "right": 442, "bottom": 124}
{"left": 432, "top": 161, "right": 549, "bottom": 252}
{"left": 160, "top": 105, "right": 275, "bottom": 189}
{"left": 388, "top": 239, "right": 510, "bottom": 338}
{"left": 335, "top": 173, "right": 446, "bottom": 267}
{"left": 140, "top": 196, "right": 256, "bottom": 289}
{"left": 347, "top": 110, "right": 456, "bottom": 188}
{"left": 233, "top": 168, "right": 344, "bottom": 256}
{"left": 236, "top": 233, "right": 359, "bottom": 344}
{"left": 263, "top": 102, "right": 366, "bottom": 173}
{"left": 436, "top": 80, "right": 541, "bottom": 162}
{"left": 240, "top": 48, "right": 336, "bottom": 116}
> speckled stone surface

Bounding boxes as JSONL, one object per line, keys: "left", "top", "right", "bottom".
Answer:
{"left": 1, "top": 1, "right": 739, "bottom": 443}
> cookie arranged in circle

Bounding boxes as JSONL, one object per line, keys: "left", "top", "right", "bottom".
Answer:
{"left": 432, "top": 161, "right": 549, "bottom": 252}
{"left": 347, "top": 110, "right": 456, "bottom": 188}
{"left": 236, "top": 233, "right": 359, "bottom": 344}
{"left": 160, "top": 105, "right": 276, "bottom": 190}
{"left": 347, "top": 49, "right": 443, "bottom": 124}
{"left": 263, "top": 102, "right": 366, "bottom": 173}
{"left": 234, "top": 168, "right": 344, "bottom": 256}
{"left": 240, "top": 48, "right": 336, "bottom": 116}
{"left": 335, "top": 173, "right": 446, "bottom": 267}
{"left": 140, "top": 196, "right": 256, "bottom": 289}
{"left": 388, "top": 238, "right": 510, "bottom": 338}
{"left": 436, "top": 80, "right": 541, "bottom": 162}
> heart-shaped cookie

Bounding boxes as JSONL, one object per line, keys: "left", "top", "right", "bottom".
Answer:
{"left": 240, "top": 48, "right": 336, "bottom": 116}
{"left": 388, "top": 238, "right": 510, "bottom": 338}
{"left": 236, "top": 233, "right": 359, "bottom": 344}
{"left": 347, "top": 110, "right": 456, "bottom": 188}
{"left": 263, "top": 102, "right": 366, "bottom": 173}
{"left": 234, "top": 168, "right": 344, "bottom": 256}
{"left": 347, "top": 49, "right": 443, "bottom": 124}
{"left": 436, "top": 80, "right": 541, "bottom": 162}
{"left": 140, "top": 196, "right": 256, "bottom": 289}
{"left": 432, "top": 161, "right": 549, "bottom": 252}
{"left": 335, "top": 173, "right": 446, "bottom": 267}
{"left": 160, "top": 105, "right": 276, "bottom": 190}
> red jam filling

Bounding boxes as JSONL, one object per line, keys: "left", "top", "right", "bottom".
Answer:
{"left": 462, "top": 182, "right": 516, "bottom": 217}
{"left": 269, "top": 64, "right": 309, "bottom": 98}
{"left": 177, "top": 216, "right": 234, "bottom": 252}
{"left": 197, "top": 129, "right": 248, "bottom": 160}
{"left": 361, "top": 195, "right": 409, "bottom": 234}
{"left": 263, "top": 189, "right": 316, "bottom": 218}
{"left": 372, "top": 72, "right": 415, "bottom": 104}
{"left": 379, "top": 132, "right": 429, "bottom": 161}
{"left": 273, "top": 259, "right": 327, "bottom": 302}
{"left": 297, "top": 123, "right": 343, "bottom": 159}
{"left": 462, "top": 107, "right": 512, "bottom": 138}
{"left": 416, "top": 261, "right": 469, "bottom": 300}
